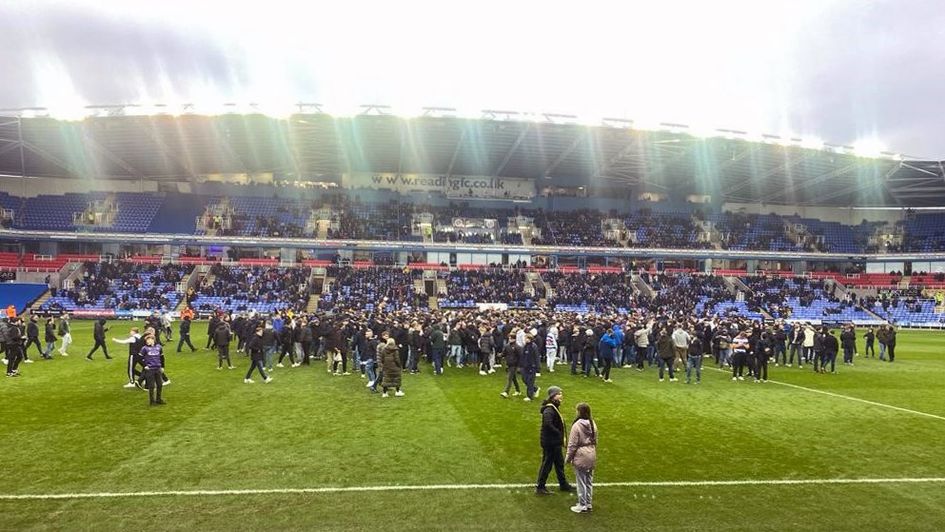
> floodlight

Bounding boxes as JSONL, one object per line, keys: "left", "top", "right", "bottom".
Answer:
{"left": 852, "top": 139, "right": 885, "bottom": 159}
{"left": 800, "top": 137, "right": 824, "bottom": 150}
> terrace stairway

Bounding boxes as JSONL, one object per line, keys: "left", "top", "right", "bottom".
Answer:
{"left": 28, "top": 290, "right": 52, "bottom": 314}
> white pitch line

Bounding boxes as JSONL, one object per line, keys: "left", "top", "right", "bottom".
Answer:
{"left": 3, "top": 478, "right": 945, "bottom": 501}
{"left": 705, "top": 367, "right": 945, "bottom": 422}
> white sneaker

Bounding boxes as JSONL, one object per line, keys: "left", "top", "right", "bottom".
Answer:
{"left": 292, "top": 363, "right": 301, "bottom": 368}
{"left": 570, "top": 504, "right": 587, "bottom": 513}
{"left": 738, "top": 376, "right": 745, "bottom": 381}
{"left": 343, "top": 372, "right": 351, "bottom": 375}
{"left": 488, "top": 369, "right": 496, "bottom": 374}
{"left": 24, "top": 359, "right": 34, "bottom": 364}
{"left": 163, "top": 380, "right": 171, "bottom": 386}
{"left": 670, "top": 378, "right": 678, "bottom": 382}
{"left": 479, "top": 370, "right": 487, "bottom": 376}
{"left": 382, "top": 392, "right": 389, "bottom": 398}
{"left": 395, "top": 390, "right": 405, "bottom": 397}
{"left": 276, "top": 363, "right": 285, "bottom": 368}
{"left": 731, "top": 377, "right": 737, "bottom": 381}
{"left": 216, "top": 367, "right": 222, "bottom": 370}
{"left": 500, "top": 392, "right": 509, "bottom": 398}
{"left": 512, "top": 391, "right": 521, "bottom": 396}
{"left": 1, "top": 359, "right": 5, "bottom": 365}
{"left": 264, "top": 377, "right": 273, "bottom": 383}
{"left": 659, "top": 378, "right": 664, "bottom": 382}
{"left": 523, "top": 397, "right": 531, "bottom": 402}
{"left": 123, "top": 382, "right": 136, "bottom": 388}
{"left": 366, "top": 381, "right": 375, "bottom": 388}
{"left": 244, "top": 378, "right": 254, "bottom": 384}
{"left": 604, "top": 379, "right": 613, "bottom": 383}
{"left": 536, "top": 373, "right": 542, "bottom": 377}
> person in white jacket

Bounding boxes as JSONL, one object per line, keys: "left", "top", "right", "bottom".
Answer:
{"left": 545, "top": 324, "right": 558, "bottom": 373}
{"left": 566, "top": 402, "right": 598, "bottom": 513}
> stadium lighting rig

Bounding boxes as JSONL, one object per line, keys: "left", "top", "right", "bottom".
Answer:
{"left": 0, "top": 102, "right": 905, "bottom": 161}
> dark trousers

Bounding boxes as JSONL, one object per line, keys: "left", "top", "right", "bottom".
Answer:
{"left": 206, "top": 334, "right": 215, "bottom": 349}
{"left": 127, "top": 355, "right": 143, "bottom": 383}
{"left": 601, "top": 357, "right": 612, "bottom": 380}
{"left": 331, "top": 352, "right": 348, "bottom": 374}
{"left": 177, "top": 334, "right": 196, "bottom": 352}
{"left": 843, "top": 346, "right": 854, "bottom": 364}
{"left": 536, "top": 445, "right": 569, "bottom": 490}
{"left": 732, "top": 351, "right": 747, "bottom": 377}
{"left": 144, "top": 367, "right": 163, "bottom": 403}
{"left": 278, "top": 343, "right": 296, "bottom": 364}
{"left": 5, "top": 345, "right": 22, "bottom": 374}
{"left": 432, "top": 347, "right": 444, "bottom": 374}
{"left": 755, "top": 356, "right": 768, "bottom": 380}
{"left": 658, "top": 357, "right": 675, "bottom": 379}
{"left": 24, "top": 337, "right": 42, "bottom": 359}
{"left": 887, "top": 344, "right": 895, "bottom": 362}
{"left": 789, "top": 344, "right": 802, "bottom": 365}
{"left": 217, "top": 344, "right": 231, "bottom": 368}
{"left": 865, "top": 342, "right": 875, "bottom": 357}
{"left": 522, "top": 369, "right": 537, "bottom": 399}
{"left": 503, "top": 366, "right": 520, "bottom": 393}
{"left": 88, "top": 339, "right": 110, "bottom": 359}
{"left": 246, "top": 359, "right": 268, "bottom": 380}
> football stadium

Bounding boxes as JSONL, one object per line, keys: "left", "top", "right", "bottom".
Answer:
{"left": 2, "top": 2, "right": 945, "bottom": 530}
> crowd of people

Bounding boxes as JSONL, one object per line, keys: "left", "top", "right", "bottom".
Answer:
{"left": 43, "top": 262, "right": 190, "bottom": 312}
{"left": 440, "top": 270, "right": 534, "bottom": 308}
{"left": 194, "top": 265, "right": 310, "bottom": 312}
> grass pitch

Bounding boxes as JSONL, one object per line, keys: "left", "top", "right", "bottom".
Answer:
{"left": 1, "top": 321, "right": 945, "bottom": 531}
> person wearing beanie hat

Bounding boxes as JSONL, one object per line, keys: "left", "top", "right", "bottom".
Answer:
{"left": 521, "top": 330, "right": 541, "bottom": 401}
{"left": 535, "top": 385, "right": 572, "bottom": 495}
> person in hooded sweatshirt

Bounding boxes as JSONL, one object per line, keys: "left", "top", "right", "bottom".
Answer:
{"left": 566, "top": 402, "right": 598, "bottom": 513}
{"left": 535, "top": 386, "right": 573, "bottom": 496}
{"left": 87, "top": 318, "right": 112, "bottom": 360}
{"left": 244, "top": 325, "right": 273, "bottom": 384}
{"left": 499, "top": 331, "right": 522, "bottom": 398}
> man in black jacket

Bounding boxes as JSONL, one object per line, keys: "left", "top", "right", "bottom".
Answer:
{"left": 24, "top": 315, "right": 42, "bottom": 361}
{"left": 177, "top": 316, "right": 196, "bottom": 353}
{"left": 4, "top": 318, "right": 25, "bottom": 376}
{"left": 535, "top": 386, "right": 572, "bottom": 495}
{"left": 214, "top": 321, "right": 233, "bottom": 370}
{"left": 87, "top": 319, "right": 112, "bottom": 360}
{"left": 43, "top": 318, "right": 57, "bottom": 359}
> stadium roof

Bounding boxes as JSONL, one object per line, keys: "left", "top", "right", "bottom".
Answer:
{"left": 1, "top": 111, "right": 941, "bottom": 207}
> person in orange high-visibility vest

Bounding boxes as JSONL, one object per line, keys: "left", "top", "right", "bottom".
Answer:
{"left": 180, "top": 307, "right": 195, "bottom": 321}
{"left": 5, "top": 305, "right": 15, "bottom": 319}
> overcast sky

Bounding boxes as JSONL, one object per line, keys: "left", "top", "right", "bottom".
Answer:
{"left": 1, "top": 0, "right": 943, "bottom": 158}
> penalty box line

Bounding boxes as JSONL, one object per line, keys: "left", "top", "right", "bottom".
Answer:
{"left": 704, "top": 367, "right": 945, "bottom": 422}
{"left": 4, "top": 478, "right": 945, "bottom": 501}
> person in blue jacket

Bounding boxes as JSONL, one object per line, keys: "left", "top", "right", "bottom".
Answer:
{"left": 598, "top": 329, "right": 618, "bottom": 383}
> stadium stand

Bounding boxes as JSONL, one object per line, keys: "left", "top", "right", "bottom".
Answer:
{"left": 0, "top": 283, "right": 48, "bottom": 314}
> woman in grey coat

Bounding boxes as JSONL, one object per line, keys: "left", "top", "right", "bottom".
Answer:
{"left": 566, "top": 402, "right": 598, "bottom": 513}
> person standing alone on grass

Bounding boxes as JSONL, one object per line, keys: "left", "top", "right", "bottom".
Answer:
{"left": 535, "top": 386, "right": 572, "bottom": 495}
{"left": 566, "top": 402, "right": 597, "bottom": 513}
{"left": 140, "top": 334, "right": 165, "bottom": 406}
